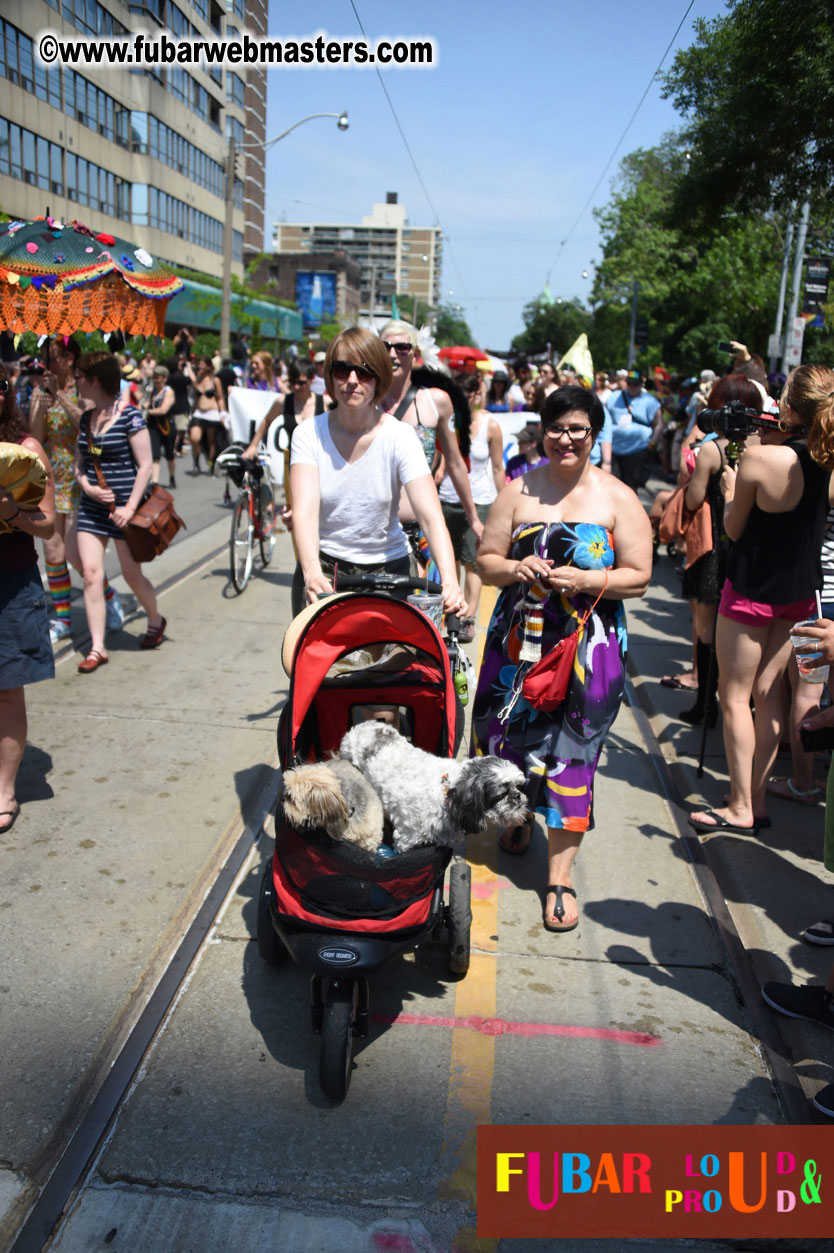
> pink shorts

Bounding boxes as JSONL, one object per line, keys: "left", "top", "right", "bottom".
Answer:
{"left": 718, "top": 580, "right": 816, "bottom": 627}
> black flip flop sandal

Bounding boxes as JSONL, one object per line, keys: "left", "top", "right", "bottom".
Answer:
{"left": 544, "top": 884, "right": 578, "bottom": 932}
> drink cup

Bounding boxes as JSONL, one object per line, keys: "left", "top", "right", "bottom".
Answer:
{"left": 790, "top": 619, "right": 830, "bottom": 684}
{"left": 406, "top": 592, "right": 443, "bottom": 631}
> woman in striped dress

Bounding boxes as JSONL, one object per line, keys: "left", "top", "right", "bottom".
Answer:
{"left": 73, "top": 352, "right": 166, "bottom": 673}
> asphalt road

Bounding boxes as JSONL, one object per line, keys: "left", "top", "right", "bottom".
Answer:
{"left": 2, "top": 470, "right": 832, "bottom": 1252}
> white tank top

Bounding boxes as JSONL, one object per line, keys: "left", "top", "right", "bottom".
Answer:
{"left": 438, "top": 415, "right": 497, "bottom": 507}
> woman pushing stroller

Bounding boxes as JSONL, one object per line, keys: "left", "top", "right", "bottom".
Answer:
{"left": 289, "top": 328, "right": 465, "bottom": 613}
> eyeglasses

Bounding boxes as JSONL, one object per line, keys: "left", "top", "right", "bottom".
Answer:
{"left": 331, "top": 360, "right": 377, "bottom": 385}
{"left": 382, "top": 340, "right": 412, "bottom": 354}
{"left": 292, "top": 378, "right": 309, "bottom": 386}
{"left": 0, "top": 378, "right": 9, "bottom": 395}
{"left": 543, "top": 424, "right": 592, "bottom": 443}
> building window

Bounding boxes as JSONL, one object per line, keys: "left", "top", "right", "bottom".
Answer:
{"left": 226, "top": 72, "right": 245, "bottom": 108}
{"left": 132, "top": 184, "right": 149, "bottom": 227}
{"left": 131, "top": 111, "right": 149, "bottom": 154}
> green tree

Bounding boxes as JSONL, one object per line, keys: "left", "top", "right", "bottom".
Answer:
{"left": 434, "top": 303, "right": 475, "bottom": 347}
{"left": 392, "top": 294, "right": 435, "bottom": 327}
{"left": 590, "top": 134, "right": 783, "bottom": 373}
{"left": 511, "top": 296, "right": 591, "bottom": 358}
{"left": 662, "top": 0, "right": 834, "bottom": 219}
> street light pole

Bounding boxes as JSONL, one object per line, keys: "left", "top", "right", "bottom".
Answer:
{"left": 219, "top": 111, "right": 349, "bottom": 360}
{"left": 219, "top": 137, "right": 237, "bottom": 362}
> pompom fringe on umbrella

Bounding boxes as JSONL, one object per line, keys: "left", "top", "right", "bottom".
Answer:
{"left": 0, "top": 215, "right": 183, "bottom": 338}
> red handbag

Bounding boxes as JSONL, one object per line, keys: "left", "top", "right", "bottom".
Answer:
{"left": 520, "top": 572, "right": 610, "bottom": 712}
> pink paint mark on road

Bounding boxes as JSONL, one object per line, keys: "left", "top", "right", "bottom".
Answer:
{"left": 470, "top": 878, "right": 511, "bottom": 899}
{"left": 371, "top": 1011, "right": 661, "bottom": 1048}
{"left": 373, "top": 1234, "right": 444, "bottom": 1252}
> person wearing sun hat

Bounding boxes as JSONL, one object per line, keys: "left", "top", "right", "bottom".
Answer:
{"left": 606, "top": 368, "right": 660, "bottom": 490}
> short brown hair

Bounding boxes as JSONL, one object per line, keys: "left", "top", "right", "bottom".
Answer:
{"left": 325, "top": 328, "right": 393, "bottom": 402}
{"left": 77, "top": 350, "right": 121, "bottom": 398}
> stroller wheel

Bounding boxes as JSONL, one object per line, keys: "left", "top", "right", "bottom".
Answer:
{"left": 319, "top": 977, "right": 357, "bottom": 1101}
{"left": 447, "top": 860, "right": 472, "bottom": 975}
{"left": 256, "top": 861, "right": 285, "bottom": 966}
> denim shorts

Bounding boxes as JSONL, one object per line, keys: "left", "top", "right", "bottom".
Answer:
{"left": 0, "top": 565, "right": 55, "bottom": 690}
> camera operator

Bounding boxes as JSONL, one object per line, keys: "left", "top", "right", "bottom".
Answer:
{"left": 675, "top": 375, "right": 760, "bottom": 728}
{"left": 689, "top": 363, "right": 834, "bottom": 835}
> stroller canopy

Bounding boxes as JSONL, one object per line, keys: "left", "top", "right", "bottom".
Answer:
{"left": 280, "top": 593, "right": 459, "bottom": 764}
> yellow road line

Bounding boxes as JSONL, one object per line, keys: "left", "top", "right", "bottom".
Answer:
{"left": 439, "top": 587, "right": 500, "bottom": 1250}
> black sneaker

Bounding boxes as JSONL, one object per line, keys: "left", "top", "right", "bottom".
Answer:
{"left": 812, "top": 1083, "right": 834, "bottom": 1118}
{"left": 801, "top": 917, "right": 834, "bottom": 946}
{"left": 761, "top": 982, "right": 834, "bottom": 1031}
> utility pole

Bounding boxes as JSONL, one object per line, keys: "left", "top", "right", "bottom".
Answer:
{"left": 368, "top": 263, "right": 377, "bottom": 327}
{"left": 769, "top": 210, "right": 795, "bottom": 373}
{"left": 627, "top": 280, "right": 639, "bottom": 369}
{"left": 220, "top": 136, "right": 236, "bottom": 361}
{"left": 781, "top": 200, "right": 811, "bottom": 373}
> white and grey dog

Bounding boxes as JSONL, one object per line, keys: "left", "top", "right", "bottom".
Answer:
{"left": 340, "top": 721, "right": 528, "bottom": 852}
{"left": 281, "top": 757, "right": 385, "bottom": 853}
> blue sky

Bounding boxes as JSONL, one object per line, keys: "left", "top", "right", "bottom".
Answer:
{"left": 264, "top": 1, "right": 729, "bottom": 350}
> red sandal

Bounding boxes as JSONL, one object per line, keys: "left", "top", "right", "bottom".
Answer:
{"left": 140, "top": 616, "right": 167, "bottom": 649}
{"left": 77, "top": 649, "right": 109, "bottom": 674}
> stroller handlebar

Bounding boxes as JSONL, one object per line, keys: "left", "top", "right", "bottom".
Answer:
{"left": 333, "top": 573, "right": 443, "bottom": 595}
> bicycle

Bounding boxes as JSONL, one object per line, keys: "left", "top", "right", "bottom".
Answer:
{"left": 216, "top": 444, "right": 278, "bottom": 593}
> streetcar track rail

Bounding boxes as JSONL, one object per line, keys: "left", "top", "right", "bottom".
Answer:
{"left": 9, "top": 768, "right": 277, "bottom": 1253}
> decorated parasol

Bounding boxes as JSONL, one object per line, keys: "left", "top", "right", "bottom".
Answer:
{"left": 0, "top": 215, "right": 183, "bottom": 338}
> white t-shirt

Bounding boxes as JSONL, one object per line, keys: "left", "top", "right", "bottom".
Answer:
{"left": 438, "top": 417, "right": 497, "bottom": 507}
{"left": 291, "top": 410, "right": 430, "bottom": 563}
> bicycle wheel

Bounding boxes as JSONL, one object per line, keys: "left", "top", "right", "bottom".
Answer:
{"left": 230, "top": 493, "right": 254, "bottom": 593}
{"left": 258, "top": 482, "right": 276, "bottom": 567}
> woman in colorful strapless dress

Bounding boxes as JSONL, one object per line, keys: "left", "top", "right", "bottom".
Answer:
{"left": 472, "top": 386, "right": 652, "bottom": 933}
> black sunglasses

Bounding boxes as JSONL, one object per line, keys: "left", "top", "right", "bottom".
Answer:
{"left": 331, "top": 360, "right": 377, "bottom": 385}
{"left": 0, "top": 378, "right": 9, "bottom": 395}
{"left": 382, "top": 340, "right": 412, "bottom": 354}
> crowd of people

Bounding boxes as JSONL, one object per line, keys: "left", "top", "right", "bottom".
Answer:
{"left": 3, "top": 323, "right": 834, "bottom": 1115}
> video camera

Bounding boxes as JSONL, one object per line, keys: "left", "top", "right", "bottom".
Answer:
{"left": 697, "top": 399, "right": 777, "bottom": 439}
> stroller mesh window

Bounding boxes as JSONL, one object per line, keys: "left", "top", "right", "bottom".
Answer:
{"left": 275, "top": 817, "right": 449, "bottom": 922}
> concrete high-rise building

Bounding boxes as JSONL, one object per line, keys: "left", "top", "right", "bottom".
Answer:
{"left": 272, "top": 193, "right": 442, "bottom": 321}
{"left": 0, "top": 0, "right": 266, "bottom": 282}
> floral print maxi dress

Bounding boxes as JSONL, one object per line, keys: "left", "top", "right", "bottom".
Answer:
{"left": 471, "top": 522, "right": 627, "bottom": 833}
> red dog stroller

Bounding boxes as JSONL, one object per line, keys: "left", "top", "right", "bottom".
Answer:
{"left": 256, "top": 575, "right": 472, "bottom": 1101}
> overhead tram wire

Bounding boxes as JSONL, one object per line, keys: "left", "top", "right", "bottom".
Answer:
{"left": 544, "top": 0, "right": 697, "bottom": 287}
{"left": 347, "top": 0, "right": 469, "bottom": 304}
